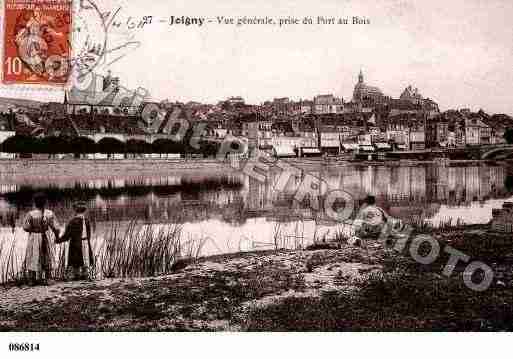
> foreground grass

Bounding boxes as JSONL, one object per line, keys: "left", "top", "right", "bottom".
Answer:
{"left": 1, "top": 228, "right": 513, "bottom": 331}
{"left": 245, "top": 269, "right": 513, "bottom": 331}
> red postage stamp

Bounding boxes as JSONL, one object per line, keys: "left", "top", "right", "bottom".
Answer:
{"left": 3, "top": 0, "right": 72, "bottom": 85}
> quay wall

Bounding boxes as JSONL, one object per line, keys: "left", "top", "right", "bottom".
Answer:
{"left": 0, "top": 157, "right": 506, "bottom": 178}
{"left": 0, "top": 159, "right": 238, "bottom": 178}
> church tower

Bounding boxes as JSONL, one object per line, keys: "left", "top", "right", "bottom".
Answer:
{"left": 353, "top": 68, "right": 384, "bottom": 105}
{"left": 358, "top": 69, "right": 364, "bottom": 84}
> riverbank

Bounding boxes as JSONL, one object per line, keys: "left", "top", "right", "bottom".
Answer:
{"left": 0, "top": 159, "right": 240, "bottom": 178}
{"left": 1, "top": 227, "right": 513, "bottom": 331}
{"left": 0, "top": 157, "right": 510, "bottom": 178}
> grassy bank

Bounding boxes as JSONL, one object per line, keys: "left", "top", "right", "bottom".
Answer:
{"left": 1, "top": 226, "right": 513, "bottom": 331}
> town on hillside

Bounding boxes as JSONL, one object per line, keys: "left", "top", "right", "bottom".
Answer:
{"left": 0, "top": 69, "right": 512, "bottom": 161}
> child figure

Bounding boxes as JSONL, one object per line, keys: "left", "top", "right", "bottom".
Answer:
{"left": 57, "top": 201, "right": 94, "bottom": 280}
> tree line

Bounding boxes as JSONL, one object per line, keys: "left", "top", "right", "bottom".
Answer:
{"left": 0, "top": 135, "right": 221, "bottom": 157}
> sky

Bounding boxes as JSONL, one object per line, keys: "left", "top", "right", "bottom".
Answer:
{"left": 1, "top": 0, "right": 512, "bottom": 115}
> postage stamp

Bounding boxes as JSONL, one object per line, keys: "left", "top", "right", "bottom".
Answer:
{"left": 2, "top": 0, "right": 72, "bottom": 86}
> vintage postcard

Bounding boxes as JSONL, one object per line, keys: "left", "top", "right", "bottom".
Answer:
{"left": 0, "top": 0, "right": 512, "bottom": 357}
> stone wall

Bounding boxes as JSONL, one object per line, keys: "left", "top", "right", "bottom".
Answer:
{"left": 0, "top": 159, "right": 237, "bottom": 178}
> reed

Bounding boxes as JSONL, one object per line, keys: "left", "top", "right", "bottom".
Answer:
{"left": 0, "top": 218, "right": 200, "bottom": 285}
{"left": 0, "top": 235, "right": 24, "bottom": 284}
{"left": 272, "top": 222, "right": 282, "bottom": 250}
{"left": 267, "top": 220, "right": 312, "bottom": 251}
{"left": 0, "top": 211, "right": 474, "bottom": 286}
{"left": 405, "top": 216, "right": 467, "bottom": 233}
{"left": 96, "top": 220, "right": 187, "bottom": 278}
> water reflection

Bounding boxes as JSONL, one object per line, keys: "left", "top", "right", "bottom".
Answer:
{"left": 0, "top": 164, "right": 512, "bottom": 227}
{"left": 0, "top": 163, "right": 512, "bottom": 263}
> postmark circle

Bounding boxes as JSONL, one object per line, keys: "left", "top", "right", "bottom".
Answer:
{"left": 70, "top": 0, "right": 108, "bottom": 79}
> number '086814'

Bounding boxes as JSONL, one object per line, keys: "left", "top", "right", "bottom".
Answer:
{"left": 9, "top": 343, "right": 40, "bottom": 351}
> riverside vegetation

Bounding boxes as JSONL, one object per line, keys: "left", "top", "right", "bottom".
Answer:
{"left": 1, "top": 216, "right": 513, "bottom": 331}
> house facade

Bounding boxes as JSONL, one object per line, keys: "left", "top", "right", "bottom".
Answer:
{"left": 465, "top": 117, "right": 491, "bottom": 146}
{"left": 313, "top": 95, "right": 344, "bottom": 114}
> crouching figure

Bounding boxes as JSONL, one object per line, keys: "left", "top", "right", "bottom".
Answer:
{"left": 354, "top": 195, "right": 389, "bottom": 239}
{"left": 351, "top": 195, "right": 409, "bottom": 247}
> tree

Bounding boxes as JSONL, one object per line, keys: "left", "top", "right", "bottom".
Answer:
{"left": 505, "top": 175, "right": 513, "bottom": 193}
{"left": 1, "top": 135, "right": 38, "bottom": 154}
{"left": 152, "top": 138, "right": 182, "bottom": 154}
{"left": 71, "top": 136, "right": 97, "bottom": 154}
{"left": 199, "top": 140, "right": 221, "bottom": 158}
{"left": 126, "top": 139, "right": 152, "bottom": 154}
{"left": 504, "top": 128, "right": 513, "bottom": 144}
{"left": 38, "top": 136, "right": 72, "bottom": 154}
{"left": 97, "top": 137, "right": 126, "bottom": 156}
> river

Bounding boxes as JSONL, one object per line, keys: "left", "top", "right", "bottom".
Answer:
{"left": 0, "top": 160, "right": 512, "bottom": 279}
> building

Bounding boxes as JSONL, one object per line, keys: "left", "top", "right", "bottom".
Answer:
{"left": 439, "top": 110, "right": 467, "bottom": 147}
{"left": 258, "top": 120, "right": 273, "bottom": 148}
{"left": 241, "top": 118, "right": 276, "bottom": 149}
{"left": 226, "top": 97, "right": 245, "bottom": 106}
{"left": 453, "top": 121, "right": 466, "bottom": 147}
{"left": 447, "top": 131, "right": 457, "bottom": 147}
{"left": 409, "top": 129, "right": 426, "bottom": 151}
{"left": 386, "top": 114, "right": 426, "bottom": 150}
{"left": 408, "top": 118, "right": 426, "bottom": 151}
{"left": 387, "top": 100, "right": 423, "bottom": 117}
{"left": 399, "top": 85, "right": 440, "bottom": 114}
{"left": 318, "top": 125, "right": 341, "bottom": 154}
{"left": 297, "top": 123, "right": 317, "bottom": 141}
{"left": 300, "top": 100, "right": 314, "bottom": 114}
{"left": 465, "top": 116, "right": 491, "bottom": 146}
{"left": 386, "top": 115, "right": 412, "bottom": 149}
{"left": 400, "top": 85, "right": 423, "bottom": 105}
{"left": 352, "top": 70, "right": 386, "bottom": 105}
{"left": 313, "top": 94, "right": 344, "bottom": 114}
{"left": 492, "top": 127, "right": 506, "bottom": 145}
{"left": 271, "top": 135, "right": 316, "bottom": 152}
{"left": 65, "top": 89, "right": 140, "bottom": 116}
{"left": 269, "top": 97, "right": 290, "bottom": 115}
{"left": 426, "top": 117, "right": 449, "bottom": 148}
{"left": 368, "top": 125, "right": 385, "bottom": 143}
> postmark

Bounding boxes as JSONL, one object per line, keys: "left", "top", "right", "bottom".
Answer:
{"left": 71, "top": 0, "right": 107, "bottom": 78}
{"left": 2, "top": 0, "right": 73, "bottom": 85}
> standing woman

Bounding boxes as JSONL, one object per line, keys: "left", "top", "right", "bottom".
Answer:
{"left": 22, "top": 192, "right": 61, "bottom": 286}
{"left": 57, "top": 201, "right": 94, "bottom": 281}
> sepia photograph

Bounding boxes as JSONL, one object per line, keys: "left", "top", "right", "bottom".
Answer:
{"left": 0, "top": 0, "right": 513, "bottom": 356}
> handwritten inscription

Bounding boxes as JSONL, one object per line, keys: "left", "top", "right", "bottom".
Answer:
{"left": 101, "top": 14, "right": 371, "bottom": 30}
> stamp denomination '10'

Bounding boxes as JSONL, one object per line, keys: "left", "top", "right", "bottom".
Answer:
{"left": 3, "top": 0, "right": 72, "bottom": 85}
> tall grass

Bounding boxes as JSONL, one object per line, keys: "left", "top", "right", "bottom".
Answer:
{"left": 1, "top": 235, "right": 22, "bottom": 284}
{"left": 0, "top": 231, "right": 67, "bottom": 285}
{"left": 407, "top": 216, "right": 467, "bottom": 233}
{"left": 269, "top": 221, "right": 312, "bottom": 251}
{"left": 96, "top": 220, "right": 186, "bottom": 278}
{"left": 0, "top": 219, "right": 202, "bottom": 285}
